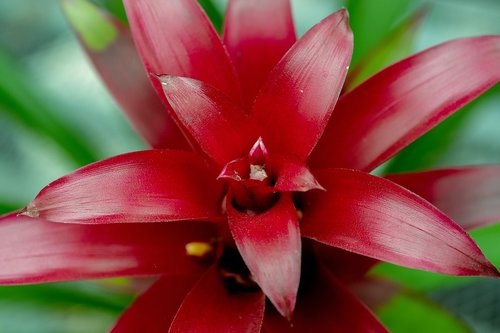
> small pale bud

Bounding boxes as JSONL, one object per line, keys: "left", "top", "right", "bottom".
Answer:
{"left": 249, "top": 164, "right": 268, "bottom": 181}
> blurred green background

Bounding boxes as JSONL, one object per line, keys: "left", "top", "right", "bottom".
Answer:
{"left": 0, "top": 0, "right": 499, "bottom": 332}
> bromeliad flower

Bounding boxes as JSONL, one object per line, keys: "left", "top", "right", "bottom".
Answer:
{"left": 1, "top": 0, "right": 500, "bottom": 331}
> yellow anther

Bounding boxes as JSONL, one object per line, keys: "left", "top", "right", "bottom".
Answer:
{"left": 296, "top": 209, "right": 304, "bottom": 221}
{"left": 185, "top": 242, "right": 214, "bottom": 258}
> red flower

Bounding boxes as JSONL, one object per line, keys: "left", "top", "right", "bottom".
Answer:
{"left": 2, "top": 0, "right": 500, "bottom": 331}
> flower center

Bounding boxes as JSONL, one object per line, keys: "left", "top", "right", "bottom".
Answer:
{"left": 218, "top": 247, "right": 259, "bottom": 293}
{"left": 185, "top": 226, "right": 259, "bottom": 293}
{"left": 218, "top": 137, "right": 279, "bottom": 213}
{"left": 249, "top": 164, "right": 268, "bottom": 181}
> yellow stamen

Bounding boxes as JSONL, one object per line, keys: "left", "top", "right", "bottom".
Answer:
{"left": 296, "top": 209, "right": 304, "bottom": 221}
{"left": 185, "top": 242, "right": 213, "bottom": 258}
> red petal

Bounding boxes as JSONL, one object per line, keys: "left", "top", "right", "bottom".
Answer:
{"left": 262, "top": 264, "right": 388, "bottom": 333}
{"left": 0, "top": 215, "right": 217, "bottom": 284}
{"left": 227, "top": 194, "right": 301, "bottom": 319}
{"left": 301, "top": 169, "right": 499, "bottom": 277}
{"left": 168, "top": 266, "right": 265, "bottom": 333}
{"left": 62, "top": 0, "right": 187, "bottom": 150}
{"left": 273, "top": 158, "right": 324, "bottom": 192}
{"left": 159, "top": 76, "right": 256, "bottom": 165}
{"left": 23, "top": 150, "right": 223, "bottom": 224}
{"left": 386, "top": 166, "right": 500, "bottom": 231}
{"left": 251, "top": 9, "right": 353, "bottom": 160}
{"left": 311, "top": 36, "right": 500, "bottom": 171}
{"left": 249, "top": 137, "right": 270, "bottom": 165}
{"left": 123, "top": 0, "right": 240, "bottom": 102}
{"left": 112, "top": 275, "right": 198, "bottom": 333}
{"left": 223, "top": 0, "right": 296, "bottom": 107}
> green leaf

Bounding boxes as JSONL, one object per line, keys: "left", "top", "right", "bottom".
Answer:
{"left": 0, "top": 281, "right": 132, "bottom": 312}
{"left": 469, "top": 223, "right": 500, "bottom": 269}
{"left": 386, "top": 84, "right": 500, "bottom": 173}
{"left": 371, "top": 223, "right": 500, "bottom": 291}
{"left": 62, "top": 0, "right": 118, "bottom": 51}
{"left": 345, "top": 6, "right": 427, "bottom": 91}
{"left": 0, "top": 202, "right": 21, "bottom": 215}
{"left": 0, "top": 281, "right": 133, "bottom": 333}
{"left": 198, "top": 0, "right": 224, "bottom": 33}
{"left": 370, "top": 263, "right": 478, "bottom": 292}
{"left": 377, "top": 292, "right": 472, "bottom": 333}
{"left": 346, "top": 0, "right": 411, "bottom": 66}
{"left": 0, "top": 50, "right": 99, "bottom": 166}
{"left": 90, "top": 0, "right": 128, "bottom": 24}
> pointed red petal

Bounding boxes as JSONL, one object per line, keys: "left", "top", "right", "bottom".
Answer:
{"left": 168, "top": 266, "right": 265, "bottom": 333}
{"left": 311, "top": 36, "right": 500, "bottom": 171}
{"left": 227, "top": 194, "right": 301, "bottom": 319}
{"left": 24, "top": 150, "right": 223, "bottom": 224}
{"left": 0, "top": 215, "right": 217, "bottom": 284}
{"left": 123, "top": 0, "right": 240, "bottom": 102}
{"left": 248, "top": 137, "right": 270, "bottom": 165}
{"left": 386, "top": 166, "right": 500, "bottom": 231}
{"left": 273, "top": 158, "right": 324, "bottom": 192}
{"left": 262, "top": 264, "right": 388, "bottom": 333}
{"left": 223, "top": 0, "right": 296, "bottom": 107}
{"left": 112, "top": 275, "right": 199, "bottom": 333}
{"left": 251, "top": 9, "right": 353, "bottom": 160}
{"left": 61, "top": 0, "right": 187, "bottom": 149}
{"left": 301, "top": 169, "right": 499, "bottom": 277}
{"left": 160, "top": 76, "right": 256, "bottom": 165}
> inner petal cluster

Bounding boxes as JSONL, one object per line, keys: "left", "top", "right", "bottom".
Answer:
{"left": 218, "top": 137, "right": 279, "bottom": 213}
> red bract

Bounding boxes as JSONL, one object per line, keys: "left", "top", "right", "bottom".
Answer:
{"left": 2, "top": 0, "right": 500, "bottom": 331}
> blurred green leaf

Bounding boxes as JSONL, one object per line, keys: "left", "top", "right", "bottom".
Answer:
{"left": 198, "top": 0, "right": 224, "bottom": 33}
{"left": 386, "top": 84, "right": 500, "bottom": 173}
{"left": 370, "top": 263, "right": 477, "bottom": 293}
{"left": 371, "top": 224, "right": 500, "bottom": 291}
{"left": 347, "top": 0, "right": 411, "bottom": 66}
{"left": 377, "top": 292, "right": 472, "bottom": 333}
{"left": 0, "top": 281, "right": 132, "bottom": 312}
{"left": 63, "top": 0, "right": 119, "bottom": 51}
{"left": 345, "top": 6, "right": 427, "bottom": 91}
{"left": 0, "top": 51, "right": 99, "bottom": 166}
{"left": 0, "top": 202, "right": 21, "bottom": 215}
{"left": 469, "top": 223, "right": 500, "bottom": 270}
{"left": 90, "top": 0, "right": 128, "bottom": 24}
{"left": 0, "top": 306, "right": 115, "bottom": 333}
{"left": 0, "top": 281, "right": 133, "bottom": 333}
